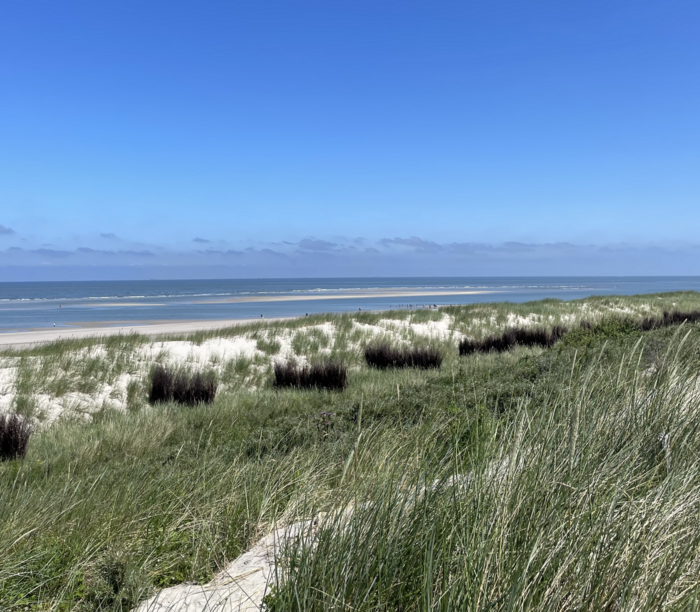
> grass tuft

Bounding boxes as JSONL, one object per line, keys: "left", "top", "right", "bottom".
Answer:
{"left": 0, "top": 413, "right": 32, "bottom": 461}
{"left": 273, "top": 361, "right": 348, "bottom": 391}
{"left": 148, "top": 365, "right": 217, "bottom": 406}
{"left": 459, "top": 325, "right": 568, "bottom": 355}
{"left": 364, "top": 343, "right": 443, "bottom": 369}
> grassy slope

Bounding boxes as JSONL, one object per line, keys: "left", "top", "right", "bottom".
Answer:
{"left": 2, "top": 293, "right": 700, "bottom": 610}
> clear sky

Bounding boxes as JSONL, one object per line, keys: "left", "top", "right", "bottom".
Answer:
{"left": 1, "top": 1, "right": 699, "bottom": 279}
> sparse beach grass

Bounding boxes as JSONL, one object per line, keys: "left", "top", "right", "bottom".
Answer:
{"left": 2, "top": 293, "right": 700, "bottom": 610}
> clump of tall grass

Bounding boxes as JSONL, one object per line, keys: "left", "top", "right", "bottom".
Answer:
{"left": 273, "top": 361, "right": 348, "bottom": 391}
{"left": 267, "top": 335, "right": 700, "bottom": 611}
{"left": 148, "top": 365, "right": 217, "bottom": 406}
{"left": 0, "top": 413, "right": 32, "bottom": 461}
{"left": 364, "top": 344, "right": 443, "bottom": 369}
{"left": 459, "top": 324, "right": 568, "bottom": 355}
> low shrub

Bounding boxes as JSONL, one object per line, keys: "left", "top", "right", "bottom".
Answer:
{"left": 0, "top": 413, "right": 32, "bottom": 461}
{"left": 273, "top": 361, "right": 348, "bottom": 391}
{"left": 459, "top": 325, "right": 568, "bottom": 356}
{"left": 364, "top": 344, "right": 443, "bottom": 369}
{"left": 148, "top": 365, "right": 217, "bottom": 406}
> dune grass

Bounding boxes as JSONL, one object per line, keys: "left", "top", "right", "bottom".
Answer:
{"left": 364, "top": 343, "right": 444, "bottom": 369}
{"left": 273, "top": 361, "right": 349, "bottom": 391}
{"left": 458, "top": 324, "right": 568, "bottom": 355}
{"left": 3, "top": 294, "right": 700, "bottom": 609}
{"left": 268, "top": 331, "right": 700, "bottom": 611}
{"left": 148, "top": 365, "right": 218, "bottom": 406}
{"left": 0, "top": 413, "right": 32, "bottom": 461}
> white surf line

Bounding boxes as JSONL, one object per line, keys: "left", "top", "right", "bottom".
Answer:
{"left": 197, "top": 289, "right": 493, "bottom": 304}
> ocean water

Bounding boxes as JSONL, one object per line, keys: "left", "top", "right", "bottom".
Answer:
{"left": 1, "top": 277, "right": 700, "bottom": 331}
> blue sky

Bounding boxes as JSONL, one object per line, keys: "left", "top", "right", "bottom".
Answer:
{"left": 1, "top": 1, "right": 699, "bottom": 279}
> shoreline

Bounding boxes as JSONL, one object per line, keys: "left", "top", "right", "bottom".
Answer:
{"left": 194, "top": 289, "right": 491, "bottom": 304}
{"left": 0, "top": 317, "right": 293, "bottom": 349}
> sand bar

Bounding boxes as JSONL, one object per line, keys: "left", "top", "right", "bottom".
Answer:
{"left": 0, "top": 318, "right": 290, "bottom": 349}
{"left": 197, "top": 289, "right": 491, "bottom": 304}
{"left": 65, "top": 289, "right": 492, "bottom": 307}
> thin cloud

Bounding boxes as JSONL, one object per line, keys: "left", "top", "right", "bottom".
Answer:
{"left": 0, "top": 225, "right": 15, "bottom": 235}
{"left": 118, "top": 250, "right": 155, "bottom": 257}
{"left": 34, "top": 248, "right": 73, "bottom": 258}
{"left": 298, "top": 238, "right": 337, "bottom": 251}
{"left": 193, "top": 237, "right": 211, "bottom": 243}
{"left": 100, "top": 233, "right": 117, "bottom": 239}
{"left": 260, "top": 248, "right": 287, "bottom": 258}
{"left": 379, "top": 236, "right": 443, "bottom": 253}
{"left": 5, "top": 237, "right": 700, "bottom": 278}
{"left": 77, "top": 247, "right": 117, "bottom": 255}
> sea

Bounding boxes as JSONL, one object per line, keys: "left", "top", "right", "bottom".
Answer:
{"left": 1, "top": 277, "right": 700, "bottom": 332}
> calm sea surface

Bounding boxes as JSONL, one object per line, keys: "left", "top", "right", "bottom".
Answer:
{"left": 1, "top": 277, "right": 700, "bottom": 331}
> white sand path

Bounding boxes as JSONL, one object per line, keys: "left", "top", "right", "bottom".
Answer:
{"left": 134, "top": 519, "right": 318, "bottom": 612}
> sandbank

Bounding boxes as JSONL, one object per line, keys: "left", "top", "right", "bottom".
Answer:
{"left": 197, "top": 289, "right": 491, "bottom": 304}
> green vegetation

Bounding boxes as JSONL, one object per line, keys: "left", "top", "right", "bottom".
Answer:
{"left": 2, "top": 292, "right": 700, "bottom": 610}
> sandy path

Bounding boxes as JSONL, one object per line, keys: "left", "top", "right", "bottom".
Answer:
{"left": 133, "top": 519, "right": 317, "bottom": 612}
{"left": 0, "top": 318, "right": 290, "bottom": 349}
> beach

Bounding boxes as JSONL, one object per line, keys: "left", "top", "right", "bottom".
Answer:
{"left": 0, "top": 317, "right": 291, "bottom": 348}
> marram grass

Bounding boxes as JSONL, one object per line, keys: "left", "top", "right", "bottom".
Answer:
{"left": 268, "top": 330, "right": 700, "bottom": 611}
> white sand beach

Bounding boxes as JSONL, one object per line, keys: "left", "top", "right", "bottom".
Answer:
{"left": 0, "top": 318, "right": 290, "bottom": 349}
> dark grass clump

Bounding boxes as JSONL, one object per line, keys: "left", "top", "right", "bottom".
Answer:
{"left": 148, "top": 365, "right": 217, "bottom": 406}
{"left": 364, "top": 344, "right": 443, "bottom": 369}
{"left": 273, "top": 361, "right": 348, "bottom": 391}
{"left": 409, "top": 346, "right": 444, "bottom": 369}
{"left": 640, "top": 310, "right": 700, "bottom": 331}
{"left": 572, "top": 310, "right": 700, "bottom": 339}
{"left": 0, "top": 413, "right": 32, "bottom": 461}
{"left": 459, "top": 325, "right": 568, "bottom": 356}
